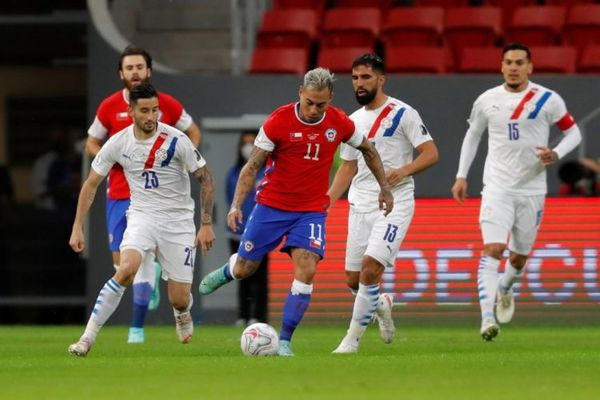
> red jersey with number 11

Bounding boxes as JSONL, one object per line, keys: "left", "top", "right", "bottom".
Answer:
{"left": 254, "top": 102, "right": 362, "bottom": 212}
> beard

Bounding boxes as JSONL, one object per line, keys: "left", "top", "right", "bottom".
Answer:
{"left": 355, "top": 88, "right": 377, "bottom": 106}
{"left": 124, "top": 76, "right": 150, "bottom": 91}
{"left": 506, "top": 82, "right": 521, "bottom": 90}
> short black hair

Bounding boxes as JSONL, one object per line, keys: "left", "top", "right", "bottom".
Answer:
{"left": 129, "top": 82, "right": 158, "bottom": 106}
{"left": 352, "top": 53, "right": 385, "bottom": 74}
{"left": 119, "top": 45, "right": 153, "bottom": 71}
{"left": 503, "top": 42, "right": 531, "bottom": 61}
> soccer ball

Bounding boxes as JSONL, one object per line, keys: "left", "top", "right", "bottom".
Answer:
{"left": 240, "top": 322, "right": 279, "bottom": 356}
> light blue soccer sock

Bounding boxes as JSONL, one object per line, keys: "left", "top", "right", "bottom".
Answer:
{"left": 131, "top": 282, "right": 152, "bottom": 328}
{"left": 346, "top": 283, "right": 380, "bottom": 344}
{"left": 279, "top": 279, "right": 313, "bottom": 342}
{"left": 499, "top": 261, "right": 524, "bottom": 294}
{"left": 83, "top": 278, "right": 126, "bottom": 341}
{"left": 477, "top": 256, "right": 500, "bottom": 320}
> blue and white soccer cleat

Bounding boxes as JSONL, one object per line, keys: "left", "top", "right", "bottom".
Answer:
{"left": 198, "top": 265, "right": 230, "bottom": 295}
{"left": 127, "top": 327, "right": 145, "bottom": 344}
{"left": 278, "top": 340, "right": 295, "bottom": 356}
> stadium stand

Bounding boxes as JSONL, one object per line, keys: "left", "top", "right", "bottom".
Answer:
{"left": 529, "top": 45, "right": 577, "bottom": 73}
{"left": 317, "top": 46, "right": 374, "bottom": 73}
{"left": 577, "top": 44, "right": 600, "bottom": 73}
{"left": 563, "top": 4, "right": 600, "bottom": 53}
{"left": 381, "top": 7, "right": 444, "bottom": 47}
{"left": 386, "top": 45, "right": 448, "bottom": 74}
{"left": 456, "top": 46, "right": 501, "bottom": 73}
{"left": 414, "top": 0, "right": 469, "bottom": 6}
{"left": 506, "top": 6, "right": 567, "bottom": 46}
{"left": 248, "top": 48, "right": 309, "bottom": 75}
{"left": 444, "top": 7, "right": 503, "bottom": 60}
{"left": 273, "top": 0, "right": 327, "bottom": 20}
{"left": 332, "top": 0, "right": 395, "bottom": 10}
{"left": 256, "top": 9, "right": 318, "bottom": 51}
{"left": 320, "top": 8, "right": 381, "bottom": 49}
{"left": 486, "top": 0, "right": 539, "bottom": 28}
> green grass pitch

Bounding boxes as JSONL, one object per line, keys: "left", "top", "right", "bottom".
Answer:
{"left": 1, "top": 324, "right": 599, "bottom": 400}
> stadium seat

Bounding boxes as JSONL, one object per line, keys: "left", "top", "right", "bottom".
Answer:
{"left": 332, "top": 0, "right": 394, "bottom": 10}
{"left": 563, "top": 4, "right": 600, "bottom": 53}
{"left": 544, "top": 0, "right": 595, "bottom": 6}
{"left": 248, "top": 48, "right": 309, "bottom": 75}
{"left": 457, "top": 46, "right": 502, "bottom": 73}
{"left": 486, "top": 0, "right": 539, "bottom": 28}
{"left": 256, "top": 9, "right": 318, "bottom": 51}
{"left": 386, "top": 46, "right": 448, "bottom": 74}
{"left": 530, "top": 46, "right": 577, "bottom": 73}
{"left": 414, "top": 0, "right": 469, "bottom": 6}
{"left": 506, "top": 6, "right": 567, "bottom": 46}
{"left": 381, "top": 7, "right": 444, "bottom": 48}
{"left": 272, "top": 0, "right": 326, "bottom": 20}
{"left": 577, "top": 44, "right": 600, "bottom": 73}
{"left": 316, "top": 47, "right": 374, "bottom": 73}
{"left": 320, "top": 8, "right": 381, "bottom": 49}
{"left": 444, "top": 7, "right": 503, "bottom": 61}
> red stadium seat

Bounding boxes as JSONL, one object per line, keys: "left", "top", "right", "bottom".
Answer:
{"left": 332, "top": 0, "right": 394, "bottom": 10}
{"left": 316, "top": 47, "right": 374, "bottom": 73}
{"left": 386, "top": 46, "right": 448, "bottom": 74}
{"left": 486, "top": 0, "right": 538, "bottom": 28}
{"left": 563, "top": 4, "right": 600, "bottom": 53}
{"left": 577, "top": 44, "right": 600, "bottom": 73}
{"left": 256, "top": 10, "right": 318, "bottom": 51}
{"left": 457, "top": 46, "right": 502, "bottom": 73}
{"left": 321, "top": 8, "right": 381, "bottom": 49}
{"left": 530, "top": 46, "right": 577, "bottom": 73}
{"left": 414, "top": 0, "right": 469, "bottom": 6}
{"left": 506, "top": 6, "right": 567, "bottom": 46}
{"left": 248, "top": 48, "right": 309, "bottom": 75}
{"left": 381, "top": 7, "right": 444, "bottom": 48}
{"left": 444, "top": 7, "right": 503, "bottom": 61}
{"left": 272, "top": 0, "right": 327, "bottom": 20}
{"left": 544, "top": 0, "right": 595, "bottom": 6}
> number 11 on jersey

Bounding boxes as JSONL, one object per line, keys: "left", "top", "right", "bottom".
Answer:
{"left": 304, "top": 143, "right": 320, "bottom": 161}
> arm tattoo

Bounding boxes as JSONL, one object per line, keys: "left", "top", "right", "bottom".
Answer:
{"left": 194, "top": 166, "right": 215, "bottom": 225}
{"left": 231, "top": 147, "right": 268, "bottom": 211}
{"left": 358, "top": 139, "right": 388, "bottom": 187}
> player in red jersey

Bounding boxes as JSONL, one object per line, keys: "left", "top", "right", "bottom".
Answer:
{"left": 199, "top": 67, "right": 393, "bottom": 356}
{"left": 85, "top": 46, "right": 201, "bottom": 344}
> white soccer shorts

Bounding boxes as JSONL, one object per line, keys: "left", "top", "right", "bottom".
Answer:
{"left": 345, "top": 199, "right": 415, "bottom": 272}
{"left": 479, "top": 192, "right": 545, "bottom": 256}
{"left": 120, "top": 212, "right": 196, "bottom": 283}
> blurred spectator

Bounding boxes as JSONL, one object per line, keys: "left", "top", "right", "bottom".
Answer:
{"left": 558, "top": 158, "right": 599, "bottom": 196}
{"left": 226, "top": 131, "right": 269, "bottom": 326}
{"left": 32, "top": 127, "right": 83, "bottom": 212}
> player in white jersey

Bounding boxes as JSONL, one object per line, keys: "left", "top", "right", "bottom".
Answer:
{"left": 328, "top": 54, "right": 439, "bottom": 353}
{"left": 67, "top": 83, "right": 216, "bottom": 356}
{"left": 451, "top": 43, "right": 582, "bottom": 341}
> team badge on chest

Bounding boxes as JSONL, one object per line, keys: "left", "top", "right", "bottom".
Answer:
{"left": 381, "top": 117, "right": 393, "bottom": 129}
{"left": 325, "top": 128, "right": 337, "bottom": 142}
{"left": 155, "top": 148, "right": 168, "bottom": 162}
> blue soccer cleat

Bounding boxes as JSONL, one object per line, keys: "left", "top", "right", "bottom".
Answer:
{"left": 199, "top": 265, "right": 231, "bottom": 295}
{"left": 278, "top": 340, "right": 295, "bottom": 357}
